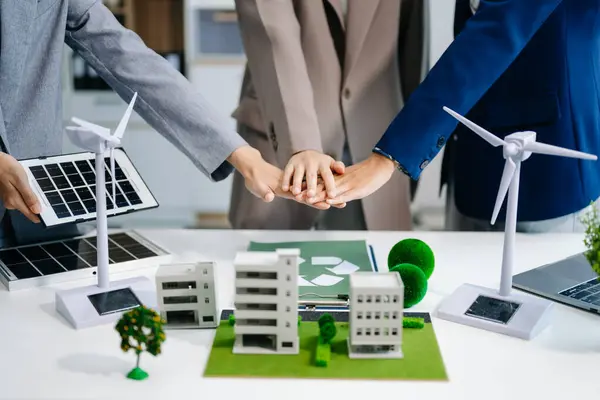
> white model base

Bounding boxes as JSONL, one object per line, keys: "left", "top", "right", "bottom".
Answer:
{"left": 435, "top": 283, "right": 553, "bottom": 340}
{"left": 55, "top": 276, "right": 157, "bottom": 330}
{"left": 232, "top": 337, "right": 299, "bottom": 355}
{"left": 347, "top": 340, "right": 404, "bottom": 359}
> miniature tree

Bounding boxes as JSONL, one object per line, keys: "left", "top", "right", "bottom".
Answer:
{"left": 228, "top": 314, "right": 236, "bottom": 326}
{"left": 581, "top": 202, "right": 600, "bottom": 275}
{"left": 115, "top": 305, "right": 166, "bottom": 381}
{"left": 315, "top": 313, "right": 337, "bottom": 367}
{"left": 318, "top": 313, "right": 335, "bottom": 328}
{"left": 297, "top": 315, "right": 302, "bottom": 326}
{"left": 318, "top": 316, "right": 337, "bottom": 344}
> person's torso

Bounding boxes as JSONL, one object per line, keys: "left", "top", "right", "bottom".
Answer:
{"left": 0, "top": 1, "right": 84, "bottom": 246}
{"left": 0, "top": 0, "right": 68, "bottom": 160}
{"left": 233, "top": 0, "right": 402, "bottom": 160}
{"left": 448, "top": 0, "right": 600, "bottom": 222}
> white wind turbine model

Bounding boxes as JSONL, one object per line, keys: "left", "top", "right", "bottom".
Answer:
{"left": 435, "top": 106, "right": 598, "bottom": 340}
{"left": 55, "top": 93, "right": 157, "bottom": 330}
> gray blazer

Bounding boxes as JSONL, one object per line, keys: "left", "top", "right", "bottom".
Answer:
{"left": 0, "top": 0, "right": 246, "bottom": 245}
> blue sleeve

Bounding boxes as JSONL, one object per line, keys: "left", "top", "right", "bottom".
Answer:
{"left": 374, "top": 0, "right": 564, "bottom": 179}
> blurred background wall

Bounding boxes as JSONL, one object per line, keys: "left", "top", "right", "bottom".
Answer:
{"left": 62, "top": 0, "right": 456, "bottom": 230}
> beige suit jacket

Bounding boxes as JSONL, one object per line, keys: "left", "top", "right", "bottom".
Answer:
{"left": 231, "top": 0, "right": 426, "bottom": 230}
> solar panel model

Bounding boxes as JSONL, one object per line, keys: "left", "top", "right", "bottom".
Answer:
{"left": 0, "top": 231, "right": 169, "bottom": 291}
{"left": 20, "top": 148, "right": 157, "bottom": 227}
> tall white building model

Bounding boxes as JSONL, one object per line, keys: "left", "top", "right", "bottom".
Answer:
{"left": 233, "top": 249, "right": 300, "bottom": 354}
{"left": 155, "top": 261, "right": 217, "bottom": 329}
{"left": 348, "top": 272, "right": 404, "bottom": 358}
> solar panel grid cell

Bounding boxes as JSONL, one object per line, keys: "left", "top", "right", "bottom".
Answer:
{"left": 29, "top": 159, "right": 133, "bottom": 219}
{"left": 0, "top": 233, "right": 161, "bottom": 281}
{"left": 22, "top": 150, "right": 157, "bottom": 227}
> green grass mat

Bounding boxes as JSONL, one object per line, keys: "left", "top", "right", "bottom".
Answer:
{"left": 204, "top": 313, "right": 447, "bottom": 381}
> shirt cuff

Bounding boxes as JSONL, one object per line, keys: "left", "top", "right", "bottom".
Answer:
{"left": 372, "top": 147, "right": 413, "bottom": 178}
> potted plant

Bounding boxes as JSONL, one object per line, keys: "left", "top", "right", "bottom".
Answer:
{"left": 581, "top": 202, "right": 600, "bottom": 275}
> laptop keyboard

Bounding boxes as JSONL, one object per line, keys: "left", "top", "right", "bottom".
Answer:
{"left": 559, "top": 277, "right": 600, "bottom": 306}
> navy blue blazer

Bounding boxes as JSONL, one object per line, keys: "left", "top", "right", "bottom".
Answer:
{"left": 374, "top": 0, "right": 600, "bottom": 222}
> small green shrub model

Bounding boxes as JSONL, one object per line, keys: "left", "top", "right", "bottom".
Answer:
{"left": 390, "top": 263, "right": 428, "bottom": 308}
{"left": 402, "top": 317, "right": 425, "bottom": 329}
{"left": 298, "top": 315, "right": 302, "bottom": 326}
{"left": 314, "top": 314, "right": 337, "bottom": 367}
{"left": 115, "top": 305, "right": 166, "bottom": 381}
{"left": 228, "top": 314, "right": 236, "bottom": 326}
{"left": 388, "top": 238, "right": 435, "bottom": 279}
{"left": 582, "top": 202, "right": 600, "bottom": 275}
{"left": 315, "top": 337, "right": 331, "bottom": 367}
{"left": 319, "top": 321, "right": 337, "bottom": 344}
{"left": 318, "top": 313, "right": 335, "bottom": 328}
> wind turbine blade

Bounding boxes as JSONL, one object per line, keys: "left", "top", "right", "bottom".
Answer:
{"left": 113, "top": 92, "right": 138, "bottom": 140}
{"left": 71, "top": 117, "right": 111, "bottom": 137}
{"left": 491, "top": 157, "right": 517, "bottom": 225}
{"left": 443, "top": 106, "right": 506, "bottom": 147}
{"left": 523, "top": 141, "right": 598, "bottom": 160}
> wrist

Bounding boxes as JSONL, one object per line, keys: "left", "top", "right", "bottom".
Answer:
{"left": 228, "top": 145, "right": 262, "bottom": 177}
{"left": 370, "top": 152, "right": 396, "bottom": 174}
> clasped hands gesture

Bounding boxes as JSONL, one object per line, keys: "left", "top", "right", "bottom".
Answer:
{"left": 229, "top": 146, "right": 396, "bottom": 210}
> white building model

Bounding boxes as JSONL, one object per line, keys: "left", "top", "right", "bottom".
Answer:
{"left": 233, "top": 249, "right": 300, "bottom": 354}
{"left": 155, "top": 261, "right": 217, "bottom": 329}
{"left": 348, "top": 272, "right": 404, "bottom": 358}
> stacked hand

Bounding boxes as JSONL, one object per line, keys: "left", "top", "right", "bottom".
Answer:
{"left": 230, "top": 146, "right": 395, "bottom": 209}
{"left": 294, "top": 153, "right": 396, "bottom": 205}
{"left": 281, "top": 150, "right": 345, "bottom": 199}
{"left": 228, "top": 146, "right": 345, "bottom": 210}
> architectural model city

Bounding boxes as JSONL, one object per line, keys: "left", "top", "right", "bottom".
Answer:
{"left": 55, "top": 92, "right": 157, "bottom": 330}
{"left": 156, "top": 261, "right": 218, "bottom": 329}
{"left": 232, "top": 248, "right": 300, "bottom": 354}
{"left": 436, "top": 106, "right": 598, "bottom": 340}
{"left": 348, "top": 272, "right": 404, "bottom": 358}
{"left": 225, "top": 247, "right": 408, "bottom": 359}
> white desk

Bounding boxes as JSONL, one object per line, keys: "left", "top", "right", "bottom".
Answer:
{"left": 0, "top": 229, "right": 597, "bottom": 399}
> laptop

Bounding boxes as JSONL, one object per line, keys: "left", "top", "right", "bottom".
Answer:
{"left": 513, "top": 252, "right": 600, "bottom": 314}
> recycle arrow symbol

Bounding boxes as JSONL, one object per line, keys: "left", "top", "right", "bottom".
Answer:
{"left": 298, "top": 275, "right": 315, "bottom": 287}
{"left": 300, "top": 258, "right": 361, "bottom": 287}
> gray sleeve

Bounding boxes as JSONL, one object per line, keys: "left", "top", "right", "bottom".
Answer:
{"left": 64, "top": 0, "right": 247, "bottom": 182}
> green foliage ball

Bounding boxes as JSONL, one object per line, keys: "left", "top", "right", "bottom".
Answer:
{"left": 388, "top": 238, "right": 435, "bottom": 279}
{"left": 319, "top": 322, "right": 337, "bottom": 344}
{"left": 228, "top": 314, "right": 236, "bottom": 326}
{"left": 318, "top": 313, "right": 335, "bottom": 328}
{"left": 390, "top": 263, "right": 428, "bottom": 308}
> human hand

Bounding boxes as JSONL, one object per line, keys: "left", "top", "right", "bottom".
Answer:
{"left": 0, "top": 153, "right": 41, "bottom": 223}
{"left": 281, "top": 150, "right": 345, "bottom": 199}
{"left": 228, "top": 146, "right": 335, "bottom": 210}
{"left": 297, "top": 153, "right": 396, "bottom": 205}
